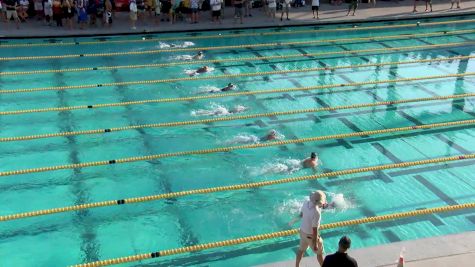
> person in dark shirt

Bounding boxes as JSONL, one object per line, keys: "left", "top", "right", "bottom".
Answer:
{"left": 322, "top": 236, "right": 358, "bottom": 267}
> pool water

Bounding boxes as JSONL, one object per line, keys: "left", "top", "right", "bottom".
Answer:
{"left": 1, "top": 15, "right": 475, "bottom": 267}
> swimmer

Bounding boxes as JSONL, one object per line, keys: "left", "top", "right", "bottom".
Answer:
{"left": 192, "top": 51, "right": 204, "bottom": 60}
{"left": 188, "top": 66, "right": 212, "bottom": 77}
{"left": 191, "top": 104, "right": 247, "bottom": 117}
{"left": 202, "top": 83, "right": 236, "bottom": 94}
{"left": 262, "top": 129, "right": 278, "bottom": 141}
{"left": 220, "top": 83, "right": 236, "bottom": 92}
{"left": 302, "top": 152, "right": 319, "bottom": 171}
{"left": 230, "top": 104, "right": 247, "bottom": 114}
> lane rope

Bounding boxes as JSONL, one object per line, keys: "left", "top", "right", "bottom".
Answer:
{"left": 0, "top": 30, "right": 474, "bottom": 61}
{"left": 1, "top": 118, "right": 474, "bottom": 177}
{"left": 1, "top": 17, "right": 474, "bottom": 48}
{"left": 2, "top": 153, "right": 474, "bottom": 222}
{"left": 1, "top": 50, "right": 474, "bottom": 95}
{"left": 0, "top": 40, "right": 472, "bottom": 77}
{"left": 2, "top": 92, "right": 475, "bottom": 142}
{"left": 0, "top": 28, "right": 473, "bottom": 66}
{"left": 1, "top": 54, "right": 474, "bottom": 116}
{"left": 71, "top": 202, "right": 475, "bottom": 266}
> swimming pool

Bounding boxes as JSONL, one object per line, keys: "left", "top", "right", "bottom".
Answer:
{"left": 1, "top": 14, "right": 475, "bottom": 266}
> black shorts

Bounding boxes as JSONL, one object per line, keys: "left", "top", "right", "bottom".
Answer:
{"left": 212, "top": 10, "right": 221, "bottom": 17}
{"left": 312, "top": 5, "right": 319, "bottom": 11}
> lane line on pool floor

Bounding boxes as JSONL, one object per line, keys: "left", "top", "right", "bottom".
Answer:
{"left": 1, "top": 30, "right": 474, "bottom": 61}
{"left": 1, "top": 17, "right": 474, "bottom": 48}
{"left": 70, "top": 201, "right": 475, "bottom": 267}
{"left": 2, "top": 56, "right": 475, "bottom": 116}
{"left": 1, "top": 153, "right": 473, "bottom": 222}
{"left": 2, "top": 53, "right": 474, "bottom": 95}
{"left": 0, "top": 40, "right": 473, "bottom": 77}
{"left": 2, "top": 92, "right": 475, "bottom": 142}
{"left": 1, "top": 119, "right": 475, "bottom": 177}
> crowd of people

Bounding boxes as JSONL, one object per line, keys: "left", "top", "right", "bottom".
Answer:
{"left": 0, "top": 0, "right": 464, "bottom": 30}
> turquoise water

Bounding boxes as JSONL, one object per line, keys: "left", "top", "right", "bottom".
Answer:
{"left": 1, "top": 15, "right": 475, "bottom": 266}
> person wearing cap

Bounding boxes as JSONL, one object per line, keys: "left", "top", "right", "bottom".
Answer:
{"left": 322, "top": 236, "right": 358, "bottom": 267}
{"left": 303, "top": 152, "right": 319, "bottom": 171}
{"left": 289, "top": 190, "right": 327, "bottom": 267}
{"left": 262, "top": 129, "right": 277, "bottom": 141}
{"left": 220, "top": 83, "right": 236, "bottom": 92}
{"left": 192, "top": 51, "right": 204, "bottom": 60}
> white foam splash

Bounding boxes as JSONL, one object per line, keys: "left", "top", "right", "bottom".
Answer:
{"left": 223, "top": 133, "right": 260, "bottom": 145}
{"left": 196, "top": 85, "right": 221, "bottom": 94}
{"left": 191, "top": 103, "right": 247, "bottom": 117}
{"left": 324, "top": 192, "right": 356, "bottom": 211}
{"left": 157, "top": 41, "right": 195, "bottom": 49}
{"left": 249, "top": 158, "right": 303, "bottom": 176}
{"left": 277, "top": 198, "right": 305, "bottom": 215}
{"left": 173, "top": 55, "right": 194, "bottom": 61}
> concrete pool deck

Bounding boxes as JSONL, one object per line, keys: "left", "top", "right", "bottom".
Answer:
{"left": 256, "top": 231, "right": 475, "bottom": 267}
{"left": 0, "top": 1, "right": 475, "bottom": 38}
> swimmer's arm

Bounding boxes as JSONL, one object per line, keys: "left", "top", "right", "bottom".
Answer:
{"left": 288, "top": 212, "right": 302, "bottom": 226}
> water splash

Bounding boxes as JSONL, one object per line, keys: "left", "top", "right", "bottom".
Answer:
{"left": 324, "top": 192, "right": 356, "bottom": 211}
{"left": 249, "top": 158, "right": 303, "bottom": 176}
{"left": 157, "top": 41, "right": 195, "bottom": 49}
{"left": 222, "top": 133, "right": 260, "bottom": 145}
{"left": 184, "top": 66, "right": 215, "bottom": 76}
{"left": 191, "top": 103, "right": 247, "bottom": 117}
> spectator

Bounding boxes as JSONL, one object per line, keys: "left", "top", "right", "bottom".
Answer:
{"left": 267, "top": 0, "right": 275, "bottom": 21}
{"left": 34, "top": 0, "right": 44, "bottom": 20}
{"left": 52, "top": 0, "right": 62, "bottom": 26}
{"left": 289, "top": 191, "right": 328, "bottom": 267}
{"left": 190, "top": 0, "right": 198, "bottom": 23}
{"left": 243, "top": 0, "right": 251, "bottom": 17}
{"left": 450, "top": 0, "right": 461, "bottom": 9}
{"left": 413, "top": 0, "right": 432, "bottom": 12}
{"left": 129, "top": 0, "right": 137, "bottom": 29}
{"left": 0, "top": 0, "right": 6, "bottom": 23}
{"left": 311, "top": 0, "right": 319, "bottom": 19}
{"left": 160, "top": 0, "right": 171, "bottom": 22}
{"left": 346, "top": 0, "right": 357, "bottom": 16}
{"left": 322, "top": 236, "right": 358, "bottom": 267}
{"left": 63, "top": 0, "right": 73, "bottom": 29}
{"left": 43, "top": 0, "right": 53, "bottom": 25}
{"left": 233, "top": 0, "right": 243, "bottom": 24}
{"left": 97, "top": 0, "right": 105, "bottom": 25}
{"left": 18, "top": 0, "right": 29, "bottom": 21}
{"left": 87, "top": 0, "right": 97, "bottom": 26}
{"left": 76, "top": 0, "right": 87, "bottom": 28}
{"left": 210, "top": 0, "right": 221, "bottom": 24}
{"left": 136, "top": 0, "right": 145, "bottom": 22}
{"left": 152, "top": 0, "right": 160, "bottom": 24}
{"left": 4, "top": 0, "right": 20, "bottom": 28}
{"left": 145, "top": 0, "right": 153, "bottom": 17}
{"left": 280, "top": 0, "right": 290, "bottom": 21}
{"left": 368, "top": 0, "right": 375, "bottom": 7}
{"left": 105, "top": 0, "right": 112, "bottom": 27}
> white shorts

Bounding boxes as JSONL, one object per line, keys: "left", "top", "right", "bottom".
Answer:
{"left": 299, "top": 231, "right": 324, "bottom": 255}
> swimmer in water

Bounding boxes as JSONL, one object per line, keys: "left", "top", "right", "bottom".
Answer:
{"left": 192, "top": 51, "right": 204, "bottom": 60}
{"left": 189, "top": 66, "right": 212, "bottom": 77}
{"left": 261, "top": 129, "right": 278, "bottom": 141}
{"left": 220, "top": 83, "right": 236, "bottom": 92}
{"left": 302, "top": 152, "right": 319, "bottom": 171}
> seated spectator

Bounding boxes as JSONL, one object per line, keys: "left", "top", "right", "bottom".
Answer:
{"left": 18, "top": 0, "right": 29, "bottom": 21}
{"left": 322, "top": 236, "right": 358, "bottom": 267}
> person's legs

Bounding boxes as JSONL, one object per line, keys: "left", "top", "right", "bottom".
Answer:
{"left": 413, "top": 0, "right": 417, "bottom": 12}
{"left": 296, "top": 231, "right": 310, "bottom": 267}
